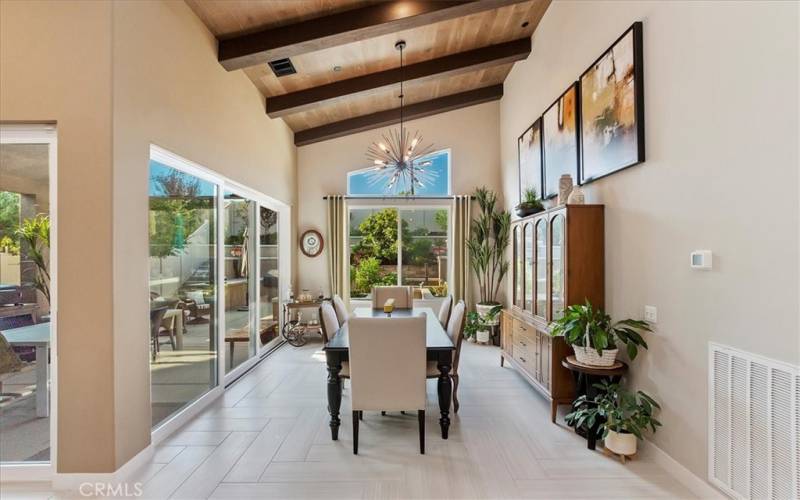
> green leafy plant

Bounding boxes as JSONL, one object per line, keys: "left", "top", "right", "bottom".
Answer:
{"left": 549, "top": 300, "right": 652, "bottom": 360}
{"left": 0, "top": 235, "right": 19, "bottom": 255}
{"left": 467, "top": 187, "right": 510, "bottom": 305}
{"left": 352, "top": 257, "right": 396, "bottom": 296}
{"left": 565, "top": 380, "right": 662, "bottom": 440}
{"left": 16, "top": 214, "right": 50, "bottom": 304}
{"left": 515, "top": 188, "right": 544, "bottom": 213}
{"left": 463, "top": 305, "right": 502, "bottom": 340}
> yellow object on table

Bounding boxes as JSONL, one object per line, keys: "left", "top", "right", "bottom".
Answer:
{"left": 383, "top": 298, "right": 395, "bottom": 313}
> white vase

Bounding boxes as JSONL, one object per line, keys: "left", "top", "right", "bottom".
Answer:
{"left": 604, "top": 430, "right": 637, "bottom": 456}
{"left": 573, "top": 346, "right": 618, "bottom": 367}
{"left": 557, "top": 174, "right": 574, "bottom": 205}
{"left": 476, "top": 303, "right": 499, "bottom": 326}
{"left": 476, "top": 329, "right": 491, "bottom": 344}
{"left": 567, "top": 186, "right": 585, "bottom": 204}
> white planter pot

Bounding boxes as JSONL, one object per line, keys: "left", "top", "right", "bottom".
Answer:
{"left": 604, "top": 430, "right": 637, "bottom": 456}
{"left": 476, "top": 303, "right": 500, "bottom": 326}
{"left": 573, "top": 346, "right": 619, "bottom": 367}
{"left": 476, "top": 329, "right": 491, "bottom": 344}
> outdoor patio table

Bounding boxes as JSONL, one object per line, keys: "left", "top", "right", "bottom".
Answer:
{"left": 2, "top": 322, "right": 50, "bottom": 417}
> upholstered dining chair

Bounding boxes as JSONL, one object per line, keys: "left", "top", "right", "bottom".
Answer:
{"left": 437, "top": 295, "right": 453, "bottom": 327}
{"left": 348, "top": 315, "right": 427, "bottom": 455}
{"left": 427, "top": 300, "right": 466, "bottom": 413}
{"left": 319, "top": 301, "right": 340, "bottom": 345}
{"left": 371, "top": 286, "right": 412, "bottom": 309}
{"left": 332, "top": 294, "right": 350, "bottom": 326}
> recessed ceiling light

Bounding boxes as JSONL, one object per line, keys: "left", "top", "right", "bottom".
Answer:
{"left": 521, "top": 21, "right": 529, "bottom": 28}
{"left": 333, "top": 65, "right": 342, "bottom": 72}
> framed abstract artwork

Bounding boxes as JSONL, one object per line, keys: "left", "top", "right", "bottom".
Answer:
{"left": 542, "top": 82, "right": 580, "bottom": 199}
{"left": 517, "top": 118, "right": 543, "bottom": 203}
{"left": 579, "top": 21, "right": 645, "bottom": 184}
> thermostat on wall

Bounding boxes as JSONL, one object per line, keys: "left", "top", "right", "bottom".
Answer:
{"left": 690, "top": 250, "right": 712, "bottom": 270}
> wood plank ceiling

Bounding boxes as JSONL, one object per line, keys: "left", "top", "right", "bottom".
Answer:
{"left": 186, "top": 0, "right": 551, "bottom": 145}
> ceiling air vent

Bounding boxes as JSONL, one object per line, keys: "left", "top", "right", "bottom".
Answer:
{"left": 268, "top": 58, "right": 296, "bottom": 77}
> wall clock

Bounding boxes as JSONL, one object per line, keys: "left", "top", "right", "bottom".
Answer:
{"left": 300, "top": 229, "right": 323, "bottom": 258}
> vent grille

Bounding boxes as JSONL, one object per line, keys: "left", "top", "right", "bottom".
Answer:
{"left": 268, "top": 58, "right": 296, "bottom": 77}
{"left": 709, "top": 343, "right": 799, "bottom": 499}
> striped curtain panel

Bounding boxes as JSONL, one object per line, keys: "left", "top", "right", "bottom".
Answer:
{"left": 325, "top": 195, "right": 349, "bottom": 302}
{"left": 451, "top": 195, "right": 472, "bottom": 308}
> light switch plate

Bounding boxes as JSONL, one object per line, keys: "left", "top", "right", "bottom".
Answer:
{"left": 644, "top": 305, "right": 657, "bottom": 323}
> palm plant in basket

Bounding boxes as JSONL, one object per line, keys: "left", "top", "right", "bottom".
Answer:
{"left": 549, "top": 300, "right": 651, "bottom": 367}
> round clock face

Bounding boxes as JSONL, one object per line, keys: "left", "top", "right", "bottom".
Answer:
{"left": 301, "top": 230, "right": 323, "bottom": 257}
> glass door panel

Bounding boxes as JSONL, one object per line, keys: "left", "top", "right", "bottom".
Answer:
{"left": 551, "top": 214, "right": 565, "bottom": 320}
{"left": 223, "top": 192, "right": 256, "bottom": 374}
{"left": 535, "top": 219, "right": 547, "bottom": 318}
{"left": 148, "top": 160, "right": 217, "bottom": 428}
{"left": 400, "top": 209, "right": 448, "bottom": 296}
{"left": 0, "top": 140, "right": 52, "bottom": 462}
{"left": 513, "top": 226, "right": 522, "bottom": 308}
{"left": 258, "top": 206, "right": 280, "bottom": 350}
{"left": 349, "top": 208, "right": 398, "bottom": 299}
{"left": 523, "top": 223, "right": 533, "bottom": 311}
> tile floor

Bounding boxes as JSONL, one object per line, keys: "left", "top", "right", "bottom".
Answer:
{"left": 3, "top": 338, "right": 697, "bottom": 499}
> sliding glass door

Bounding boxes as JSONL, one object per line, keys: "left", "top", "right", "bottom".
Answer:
{"left": 223, "top": 191, "right": 256, "bottom": 375}
{"left": 0, "top": 126, "right": 56, "bottom": 465}
{"left": 148, "top": 146, "right": 288, "bottom": 428}
{"left": 148, "top": 160, "right": 218, "bottom": 428}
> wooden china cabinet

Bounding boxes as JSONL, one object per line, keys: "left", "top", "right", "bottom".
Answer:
{"left": 501, "top": 204, "right": 605, "bottom": 422}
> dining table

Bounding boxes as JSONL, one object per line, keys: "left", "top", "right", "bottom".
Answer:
{"left": 1, "top": 322, "right": 50, "bottom": 417}
{"left": 323, "top": 306, "right": 455, "bottom": 440}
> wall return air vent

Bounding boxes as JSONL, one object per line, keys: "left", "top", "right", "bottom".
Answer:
{"left": 268, "top": 58, "right": 296, "bottom": 77}
{"left": 709, "top": 342, "right": 799, "bottom": 499}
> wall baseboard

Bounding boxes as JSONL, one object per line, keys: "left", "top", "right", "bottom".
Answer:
{"left": 641, "top": 440, "right": 726, "bottom": 499}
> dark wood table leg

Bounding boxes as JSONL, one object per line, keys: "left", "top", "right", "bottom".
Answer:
{"left": 585, "top": 374, "right": 600, "bottom": 450}
{"left": 437, "top": 353, "right": 452, "bottom": 439}
{"left": 326, "top": 352, "right": 342, "bottom": 440}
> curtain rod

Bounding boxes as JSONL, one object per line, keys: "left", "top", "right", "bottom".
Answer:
{"left": 322, "top": 195, "right": 474, "bottom": 200}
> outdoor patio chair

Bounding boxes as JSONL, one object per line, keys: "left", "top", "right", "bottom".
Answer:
{"left": 183, "top": 291, "right": 212, "bottom": 324}
{"left": 150, "top": 307, "right": 168, "bottom": 361}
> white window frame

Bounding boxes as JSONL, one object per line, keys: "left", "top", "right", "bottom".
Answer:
{"left": 0, "top": 124, "right": 58, "bottom": 480}
{"left": 346, "top": 148, "right": 452, "bottom": 197}
{"left": 347, "top": 198, "right": 452, "bottom": 304}
{"left": 148, "top": 145, "right": 291, "bottom": 442}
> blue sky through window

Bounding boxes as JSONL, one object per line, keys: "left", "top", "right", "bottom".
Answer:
{"left": 149, "top": 160, "right": 216, "bottom": 197}
{"left": 348, "top": 150, "right": 450, "bottom": 196}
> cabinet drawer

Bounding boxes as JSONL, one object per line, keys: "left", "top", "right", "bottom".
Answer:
{"left": 512, "top": 344, "right": 534, "bottom": 373}
{"left": 512, "top": 319, "right": 536, "bottom": 345}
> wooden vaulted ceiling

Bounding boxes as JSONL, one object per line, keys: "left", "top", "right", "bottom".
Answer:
{"left": 186, "top": 0, "right": 551, "bottom": 145}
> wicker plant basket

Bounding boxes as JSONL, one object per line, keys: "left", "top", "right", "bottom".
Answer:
{"left": 573, "top": 346, "right": 619, "bottom": 367}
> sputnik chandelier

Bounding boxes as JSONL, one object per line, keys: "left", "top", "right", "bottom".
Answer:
{"left": 365, "top": 40, "right": 436, "bottom": 196}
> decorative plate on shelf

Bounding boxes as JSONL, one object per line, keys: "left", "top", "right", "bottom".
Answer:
{"left": 300, "top": 229, "right": 323, "bottom": 258}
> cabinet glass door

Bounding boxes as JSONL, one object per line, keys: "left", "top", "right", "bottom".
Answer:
{"left": 550, "top": 214, "right": 565, "bottom": 319}
{"left": 534, "top": 218, "right": 547, "bottom": 318}
{"left": 514, "top": 226, "right": 523, "bottom": 308}
{"left": 523, "top": 223, "right": 533, "bottom": 311}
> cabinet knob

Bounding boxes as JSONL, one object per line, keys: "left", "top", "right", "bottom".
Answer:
{"left": 520, "top": 357, "right": 526, "bottom": 362}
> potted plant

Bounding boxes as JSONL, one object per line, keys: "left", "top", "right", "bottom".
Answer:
{"left": 515, "top": 188, "right": 545, "bottom": 217}
{"left": 549, "top": 300, "right": 651, "bottom": 367}
{"left": 467, "top": 187, "right": 510, "bottom": 325}
{"left": 565, "top": 381, "right": 661, "bottom": 460}
{"left": 464, "top": 305, "right": 501, "bottom": 344}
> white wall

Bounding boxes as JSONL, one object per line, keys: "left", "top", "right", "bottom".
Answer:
{"left": 111, "top": 0, "right": 297, "bottom": 467}
{"left": 296, "top": 101, "right": 502, "bottom": 300}
{"left": 500, "top": 0, "right": 799, "bottom": 484}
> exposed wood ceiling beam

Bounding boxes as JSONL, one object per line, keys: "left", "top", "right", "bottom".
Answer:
{"left": 294, "top": 84, "right": 503, "bottom": 146}
{"left": 267, "top": 38, "right": 530, "bottom": 118}
{"left": 218, "top": 0, "right": 531, "bottom": 71}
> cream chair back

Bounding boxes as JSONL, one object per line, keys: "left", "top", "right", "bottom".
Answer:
{"left": 348, "top": 316, "right": 427, "bottom": 412}
{"left": 371, "top": 286, "right": 412, "bottom": 309}
{"left": 437, "top": 295, "right": 453, "bottom": 327}
{"left": 447, "top": 300, "right": 467, "bottom": 373}
{"left": 319, "top": 302, "right": 340, "bottom": 343}
{"left": 332, "top": 294, "right": 349, "bottom": 326}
